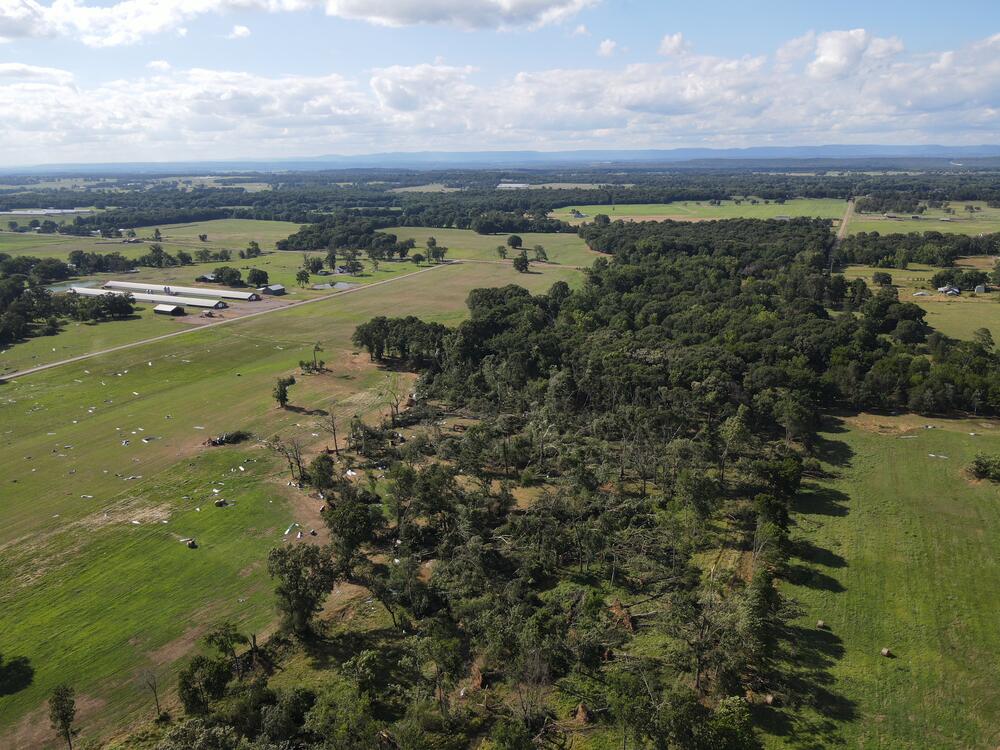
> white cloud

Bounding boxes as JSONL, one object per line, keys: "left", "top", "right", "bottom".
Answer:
{"left": 807, "top": 28, "right": 903, "bottom": 79}
{"left": 146, "top": 59, "right": 171, "bottom": 71}
{"left": 0, "top": 62, "right": 72, "bottom": 84}
{"left": 657, "top": 32, "right": 687, "bottom": 56}
{"left": 597, "top": 38, "right": 616, "bottom": 57}
{"left": 0, "top": 29, "right": 998, "bottom": 165}
{"left": 571, "top": 23, "right": 588, "bottom": 36}
{"left": 0, "top": 0, "right": 595, "bottom": 46}
{"left": 227, "top": 24, "right": 250, "bottom": 39}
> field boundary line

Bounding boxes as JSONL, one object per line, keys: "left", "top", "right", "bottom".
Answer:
{"left": 1, "top": 261, "right": 456, "bottom": 382}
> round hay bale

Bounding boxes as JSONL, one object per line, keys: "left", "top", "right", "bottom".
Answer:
{"left": 880, "top": 647, "right": 893, "bottom": 658}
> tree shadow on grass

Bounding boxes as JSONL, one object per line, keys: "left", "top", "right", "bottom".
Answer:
{"left": 759, "top": 624, "right": 858, "bottom": 747}
{"left": 284, "top": 405, "right": 329, "bottom": 416}
{"left": 0, "top": 654, "right": 34, "bottom": 697}
{"left": 789, "top": 538, "right": 847, "bottom": 569}
{"left": 782, "top": 564, "right": 846, "bottom": 593}
{"left": 795, "top": 484, "right": 850, "bottom": 517}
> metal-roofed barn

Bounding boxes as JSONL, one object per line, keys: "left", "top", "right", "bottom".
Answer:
{"left": 259, "top": 284, "right": 286, "bottom": 295}
{"left": 69, "top": 287, "right": 226, "bottom": 309}
{"left": 103, "top": 280, "right": 260, "bottom": 301}
{"left": 153, "top": 304, "right": 185, "bottom": 316}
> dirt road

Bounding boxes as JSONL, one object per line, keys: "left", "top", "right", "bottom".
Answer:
{"left": 1, "top": 262, "right": 454, "bottom": 382}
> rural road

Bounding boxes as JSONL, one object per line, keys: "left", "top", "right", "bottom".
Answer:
{"left": 1, "top": 261, "right": 455, "bottom": 382}
{"left": 836, "top": 198, "right": 855, "bottom": 244}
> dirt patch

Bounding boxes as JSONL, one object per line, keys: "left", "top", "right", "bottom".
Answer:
{"left": 1, "top": 694, "right": 107, "bottom": 750}
{"left": 843, "top": 412, "right": 1000, "bottom": 435}
{"left": 146, "top": 623, "right": 206, "bottom": 666}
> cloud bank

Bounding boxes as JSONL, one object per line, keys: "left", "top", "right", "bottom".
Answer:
{"left": 0, "top": 28, "right": 999, "bottom": 163}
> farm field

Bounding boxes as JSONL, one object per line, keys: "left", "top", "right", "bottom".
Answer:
{"left": 0, "top": 231, "right": 197, "bottom": 261}
{"left": 550, "top": 197, "right": 846, "bottom": 224}
{"left": 0, "top": 305, "right": 176, "bottom": 376}
{"left": 0, "top": 260, "right": 581, "bottom": 747}
{"left": 848, "top": 201, "right": 1000, "bottom": 236}
{"left": 384, "top": 226, "right": 601, "bottom": 266}
{"left": 841, "top": 260, "right": 1000, "bottom": 341}
{"left": 767, "top": 414, "right": 1000, "bottom": 749}
{"left": 143, "top": 219, "right": 302, "bottom": 250}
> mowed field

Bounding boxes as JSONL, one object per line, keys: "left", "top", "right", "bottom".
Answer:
{"left": 0, "top": 219, "right": 303, "bottom": 261}
{"left": 847, "top": 201, "right": 1000, "bottom": 236}
{"left": 841, "top": 258, "right": 1000, "bottom": 342}
{"left": 550, "top": 198, "right": 846, "bottom": 224}
{"left": 384, "top": 226, "right": 602, "bottom": 266}
{"left": 0, "top": 260, "right": 581, "bottom": 747}
{"left": 769, "top": 414, "right": 1000, "bottom": 749}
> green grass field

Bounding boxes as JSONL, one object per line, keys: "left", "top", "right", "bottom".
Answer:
{"left": 550, "top": 198, "right": 847, "bottom": 223}
{"left": 841, "top": 260, "right": 1000, "bottom": 342}
{"left": 0, "top": 261, "right": 581, "bottom": 747}
{"left": 384, "top": 226, "right": 601, "bottom": 266}
{"left": 848, "top": 201, "right": 1000, "bottom": 237}
{"left": 766, "top": 414, "right": 1000, "bottom": 749}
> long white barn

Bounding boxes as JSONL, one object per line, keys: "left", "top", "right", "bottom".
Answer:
{"left": 68, "top": 286, "right": 227, "bottom": 309}
{"left": 103, "top": 280, "right": 260, "bottom": 301}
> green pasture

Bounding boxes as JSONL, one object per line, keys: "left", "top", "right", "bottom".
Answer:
{"left": 143, "top": 219, "right": 302, "bottom": 250}
{"left": 840, "top": 261, "right": 1000, "bottom": 342}
{"left": 848, "top": 201, "right": 1000, "bottom": 237}
{"left": 384, "top": 226, "right": 601, "bottom": 267}
{"left": 550, "top": 198, "right": 847, "bottom": 223}
{"left": 765, "top": 415, "right": 1000, "bottom": 749}
{"left": 0, "top": 305, "right": 176, "bottom": 376}
{"left": 0, "top": 261, "right": 580, "bottom": 746}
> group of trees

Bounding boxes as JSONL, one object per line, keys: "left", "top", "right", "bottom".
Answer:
{"left": 839, "top": 231, "right": 1000, "bottom": 268}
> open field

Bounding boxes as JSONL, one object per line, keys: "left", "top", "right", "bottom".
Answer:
{"left": 848, "top": 201, "right": 1000, "bottom": 237}
{"left": 766, "top": 414, "right": 1000, "bottom": 748}
{"left": 387, "top": 183, "right": 462, "bottom": 193}
{"left": 144, "top": 219, "right": 302, "bottom": 250}
{"left": 550, "top": 198, "right": 846, "bottom": 224}
{"left": 0, "top": 260, "right": 581, "bottom": 747}
{"left": 0, "top": 220, "right": 302, "bottom": 261}
{"left": 0, "top": 306, "right": 178, "bottom": 377}
{"left": 384, "top": 226, "right": 601, "bottom": 266}
{"left": 841, "top": 260, "right": 1000, "bottom": 341}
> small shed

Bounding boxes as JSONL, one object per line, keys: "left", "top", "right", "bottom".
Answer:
{"left": 975, "top": 284, "right": 987, "bottom": 294}
{"left": 259, "top": 284, "right": 286, "bottom": 295}
{"left": 154, "top": 304, "right": 185, "bottom": 316}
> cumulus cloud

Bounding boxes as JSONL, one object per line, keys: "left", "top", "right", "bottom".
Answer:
{"left": 147, "top": 59, "right": 171, "bottom": 71}
{"left": 0, "top": 0, "right": 595, "bottom": 46}
{"left": 657, "top": 32, "right": 687, "bottom": 56}
{"left": 227, "top": 24, "right": 250, "bottom": 39}
{"left": 597, "top": 38, "right": 616, "bottom": 57}
{"left": 571, "top": 23, "right": 588, "bottom": 36}
{"left": 0, "top": 29, "right": 998, "bottom": 164}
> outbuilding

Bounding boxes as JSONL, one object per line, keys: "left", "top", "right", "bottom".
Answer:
{"left": 104, "top": 280, "right": 260, "bottom": 302}
{"left": 259, "top": 284, "right": 286, "bottom": 295}
{"left": 69, "top": 287, "right": 226, "bottom": 309}
{"left": 153, "top": 304, "right": 185, "bottom": 316}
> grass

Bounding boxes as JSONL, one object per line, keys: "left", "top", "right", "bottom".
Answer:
{"left": 847, "top": 201, "right": 1000, "bottom": 237}
{"left": 384, "top": 226, "right": 601, "bottom": 267}
{"left": 0, "top": 260, "right": 581, "bottom": 746}
{"left": 550, "top": 198, "right": 847, "bottom": 224}
{"left": 841, "top": 260, "right": 1000, "bottom": 341}
{"left": 0, "top": 306, "right": 176, "bottom": 376}
{"left": 765, "top": 414, "right": 1000, "bottom": 749}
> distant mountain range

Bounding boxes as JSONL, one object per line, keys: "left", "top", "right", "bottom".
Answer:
{"left": 7, "top": 145, "right": 1000, "bottom": 173}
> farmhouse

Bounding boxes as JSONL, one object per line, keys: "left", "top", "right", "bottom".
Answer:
{"left": 104, "top": 280, "right": 260, "bottom": 302}
{"left": 259, "top": 284, "right": 286, "bottom": 295}
{"left": 153, "top": 304, "right": 185, "bottom": 316}
{"left": 69, "top": 287, "right": 227, "bottom": 309}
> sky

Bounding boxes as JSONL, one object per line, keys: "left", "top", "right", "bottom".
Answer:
{"left": 0, "top": 0, "right": 999, "bottom": 165}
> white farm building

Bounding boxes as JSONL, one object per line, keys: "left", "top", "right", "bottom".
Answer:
{"left": 69, "top": 287, "right": 227, "bottom": 309}
{"left": 103, "top": 280, "right": 260, "bottom": 301}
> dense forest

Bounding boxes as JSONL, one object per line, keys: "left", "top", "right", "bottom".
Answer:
{"left": 837, "top": 231, "right": 1000, "bottom": 267}
{"left": 144, "top": 217, "right": 1000, "bottom": 749}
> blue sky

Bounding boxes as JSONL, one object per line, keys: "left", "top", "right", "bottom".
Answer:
{"left": 0, "top": 0, "right": 998, "bottom": 164}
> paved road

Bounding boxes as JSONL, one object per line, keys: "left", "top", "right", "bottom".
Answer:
{"left": 1, "top": 261, "right": 454, "bottom": 382}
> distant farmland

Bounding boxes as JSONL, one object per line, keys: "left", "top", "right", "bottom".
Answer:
{"left": 550, "top": 197, "right": 847, "bottom": 224}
